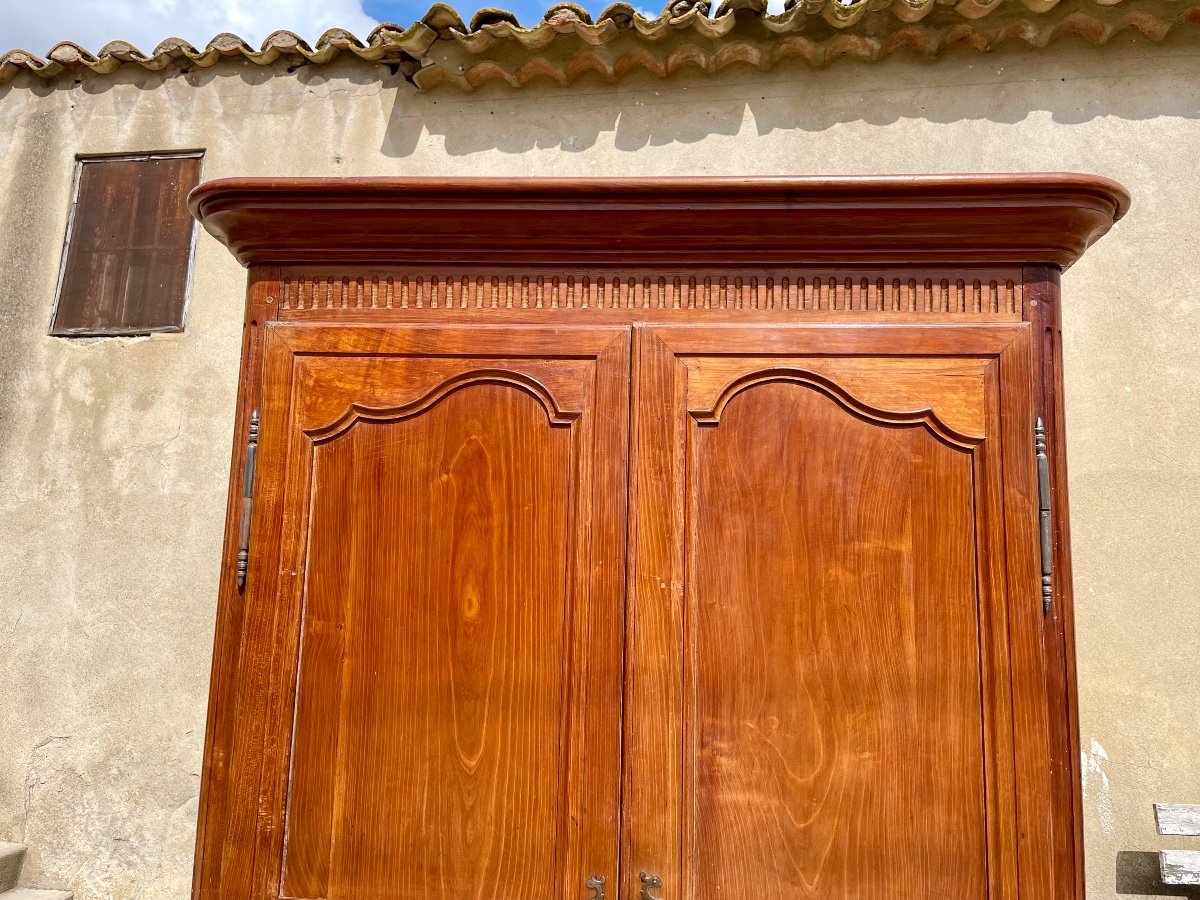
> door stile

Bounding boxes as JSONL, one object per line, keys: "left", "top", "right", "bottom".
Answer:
{"left": 624, "top": 327, "right": 687, "bottom": 900}
{"left": 284, "top": 423, "right": 355, "bottom": 897}
{"left": 974, "top": 357, "right": 1021, "bottom": 900}
{"left": 559, "top": 401, "right": 585, "bottom": 900}
{"left": 214, "top": 321, "right": 304, "bottom": 897}
{"left": 569, "top": 329, "right": 633, "bottom": 900}
{"left": 1023, "top": 265, "right": 1083, "bottom": 900}
{"left": 252, "top": 324, "right": 316, "bottom": 899}
{"left": 997, "top": 329, "right": 1056, "bottom": 900}
{"left": 680, "top": 362, "right": 703, "bottom": 900}
{"left": 194, "top": 266, "right": 278, "bottom": 900}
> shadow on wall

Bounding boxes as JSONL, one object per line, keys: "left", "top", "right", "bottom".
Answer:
{"left": 375, "top": 30, "right": 1200, "bottom": 158}
{"left": 1117, "top": 850, "right": 1200, "bottom": 898}
{"left": 5, "top": 28, "right": 1200, "bottom": 161}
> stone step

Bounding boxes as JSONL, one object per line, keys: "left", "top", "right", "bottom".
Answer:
{"left": 0, "top": 891, "right": 73, "bottom": 900}
{"left": 0, "top": 844, "right": 26, "bottom": 894}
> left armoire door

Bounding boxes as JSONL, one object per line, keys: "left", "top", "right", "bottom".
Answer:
{"left": 212, "top": 324, "right": 630, "bottom": 900}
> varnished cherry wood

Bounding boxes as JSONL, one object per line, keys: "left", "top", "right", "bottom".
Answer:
{"left": 190, "top": 176, "right": 1129, "bottom": 900}
{"left": 188, "top": 175, "right": 1127, "bottom": 269}
{"left": 697, "top": 385, "right": 983, "bottom": 898}
{"left": 1024, "top": 265, "right": 1086, "bottom": 900}
{"left": 208, "top": 324, "right": 628, "bottom": 900}
{"left": 626, "top": 324, "right": 1047, "bottom": 900}
{"left": 192, "top": 266, "right": 276, "bottom": 900}
{"left": 271, "top": 264, "right": 1027, "bottom": 320}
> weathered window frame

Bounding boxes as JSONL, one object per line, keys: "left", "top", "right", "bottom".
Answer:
{"left": 49, "top": 149, "right": 205, "bottom": 337}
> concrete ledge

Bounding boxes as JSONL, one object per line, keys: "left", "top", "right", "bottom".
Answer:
{"left": 0, "top": 844, "right": 26, "bottom": 894}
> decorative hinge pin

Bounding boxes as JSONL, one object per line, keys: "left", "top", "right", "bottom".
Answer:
{"left": 1035, "top": 417, "right": 1053, "bottom": 615}
{"left": 236, "top": 410, "right": 259, "bottom": 590}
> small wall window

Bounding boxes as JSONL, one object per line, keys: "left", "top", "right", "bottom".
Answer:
{"left": 50, "top": 151, "right": 203, "bottom": 336}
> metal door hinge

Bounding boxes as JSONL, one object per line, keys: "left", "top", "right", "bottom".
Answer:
{"left": 586, "top": 875, "right": 606, "bottom": 900}
{"left": 640, "top": 872, "right": 663, "bottom": 900}
{"left": 236, "top": 410, "right": 259, "bottom": 590}
{"left": 1036, "top": 418, "right": 1053, "bottom": 616}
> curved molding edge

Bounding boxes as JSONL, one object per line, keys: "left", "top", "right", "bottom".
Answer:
{"left": 189, "top": 174, "right": 1128, "bottom": 270}
{"left": 307, "top": 369, "right": 580, "bottom": 441}
{"left": 693, "top": 367, "right": 984, "bottom": 448}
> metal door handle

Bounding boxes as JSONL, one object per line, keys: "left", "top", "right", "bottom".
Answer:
{"left": 640, "top": 872, "right": 663, "bottom": 900}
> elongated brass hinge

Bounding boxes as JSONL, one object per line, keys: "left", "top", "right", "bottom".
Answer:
{"left": 236, "top": 410, "right": 259, "bottom": 590}
{"left": 1036, "top": 418, "right": 1053, "bottom": 615}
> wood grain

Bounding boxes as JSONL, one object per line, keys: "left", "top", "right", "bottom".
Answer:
{"left": 191, "top": 265, "right": 276, "bottom": 900}
{"left": 1025, "top": 264, "right": 1085, "bottom": 900}
{"left": 274, "top": 268, "right": 1024, "bottom": 318}
{"left": 626, "top": 325, "right": 1041, "bottom": 900}
{"left": 188, "top": 177, "right": 1127, "bottom": 900}
{"left": 207, "top": 324, "right": 628, "bottom": 900}
{"left": 690, "top": 381, "right": 986, "bottom": 899}
{"left": 54, "top": 152, "right": 201, "bottom": 334}
{"left": 622, "top": 328, "right": 687, "bottom": 900}
{"left": 285, "top": 388, "right": 570, "bottom": 899}
{"left": 188, "top": 175, "right": 1128, "bottom": 269}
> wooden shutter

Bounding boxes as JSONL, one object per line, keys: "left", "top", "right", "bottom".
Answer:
{"left": 51, "top": 153, "right": 202, "bottom": 335}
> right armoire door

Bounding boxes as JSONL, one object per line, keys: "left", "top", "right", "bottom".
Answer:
{"left": 624, "top": 323, "right": 1055, "bottom": 900}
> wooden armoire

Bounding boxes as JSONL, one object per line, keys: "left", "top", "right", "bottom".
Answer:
{"left": 188, "top": 175, "right": 1128, "bottom": 900}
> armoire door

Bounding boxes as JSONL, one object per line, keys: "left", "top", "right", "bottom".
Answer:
{"left": 625, "top": 324, "right": 1053, "bottom": 900}
{"left": 218, "top": 324, "right": 629, "bottom": 900}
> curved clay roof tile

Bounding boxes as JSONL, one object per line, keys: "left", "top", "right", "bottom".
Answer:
{"left": 543, "top": 2, "right": 595, "bottom": 25}
{"left": 596, "top": 3, "right": 641, "bottom": 26}
{"left": 0, "top": 0, "right": 1195, "bottom": 90}
{"left": 470, "top": 8, "right": 523, "bottom": 30}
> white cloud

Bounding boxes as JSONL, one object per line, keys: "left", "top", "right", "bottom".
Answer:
{"left": 2, "top": 0, "right": 382, "bottom": 56}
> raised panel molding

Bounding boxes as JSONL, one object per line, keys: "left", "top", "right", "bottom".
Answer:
{"left": 691, "top": 368, "right": 986, "bottom": 448}
{"left": 270, "top": 325, "right": 616, "bottom": 437}
{"left": 278, "top": 270, "right": 1022, "bottom": 317}
{"left": 301, "top": 370, "right": 582, "bottom": 443}
{"left": 683, "top": 378, "right": 992, "bottom": 900}
{"left": 687, "top": 357, "right": 991, "bottom": 445}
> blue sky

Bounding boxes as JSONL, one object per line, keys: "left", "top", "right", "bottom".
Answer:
{"left": 2, "top": 0, "right": 653, "bottom": 57}
{"left": 366, "top": 0, "right": 588, "bottom": 27}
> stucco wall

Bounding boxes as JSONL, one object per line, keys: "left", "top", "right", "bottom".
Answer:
{"left": 1, "top": 34, "right": 1198, "bottom": 899}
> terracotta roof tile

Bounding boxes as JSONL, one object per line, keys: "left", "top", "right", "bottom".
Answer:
{"left": 0, "top": 0, "right": 1195, "bottom": 91}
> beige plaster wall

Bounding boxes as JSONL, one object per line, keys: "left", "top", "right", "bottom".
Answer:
{"left": 0, "top": 34, "right": 1197, "bottom": 899}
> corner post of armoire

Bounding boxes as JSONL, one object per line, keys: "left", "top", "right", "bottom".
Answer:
{"left": 191, "top": 264, "right": 280, "bottom": 900}
{"left": 1022, "top": 263, "right": 1084, "bottom": 900}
